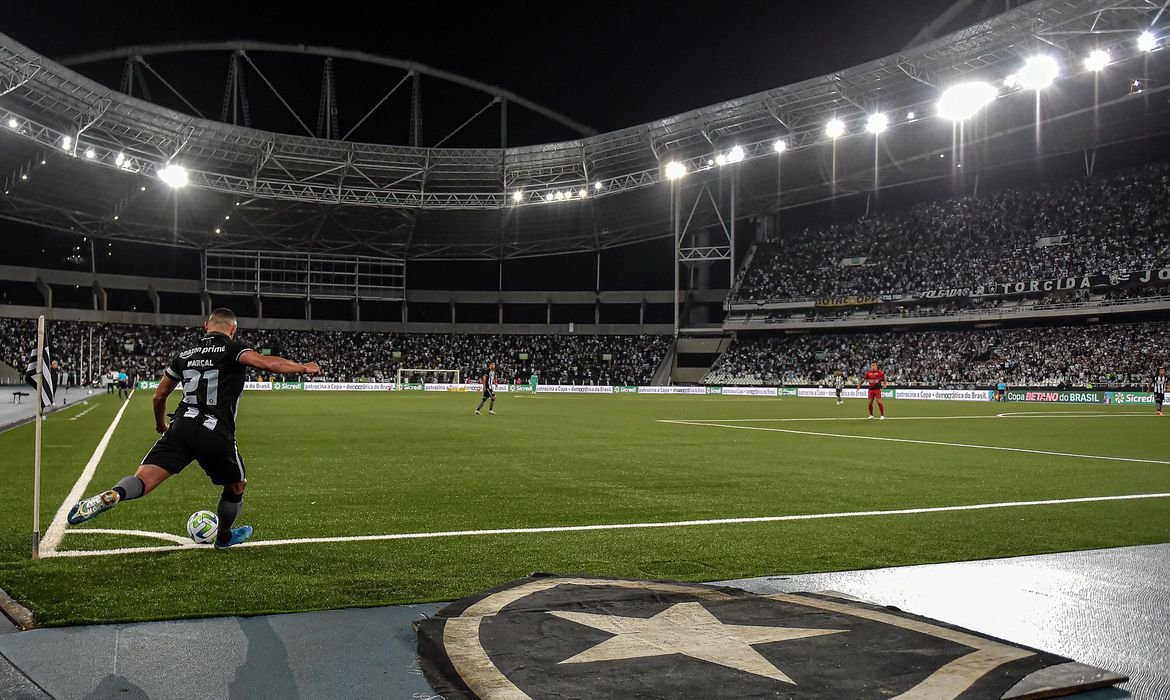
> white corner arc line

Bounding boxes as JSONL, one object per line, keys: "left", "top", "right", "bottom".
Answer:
{"left": 658, "top": 420, "right": 1170, "bottom": 465}
{"left": 42, "top": 492, "right": 1170, "bottom": 558}
{"left": 66, "top": 528, "right": 191, "bottom": 546}
{"left": 42, "top": 392, "right": 135, "bottom": 555}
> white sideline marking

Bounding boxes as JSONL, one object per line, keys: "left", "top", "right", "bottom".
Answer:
{"left": 658, "top": 419, "right": 1170, "bottom": 465}
{"left": 42, "top": 392, "right": 135, "bottom": 555}
{"left": 42, "top": 491, "right": 1170, "bottom": 558}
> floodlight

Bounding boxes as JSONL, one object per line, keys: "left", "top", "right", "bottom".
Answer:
{"left": 60, "top": 135, "right": 72, "bottom": 151}
{"left": 906, "top": 111, "right": 916, "bottom": 120}
{"left": 578, "top": 188, "right": 587, "bottom": 198}
{"left": 865, "top": 113, "right": 889, "bottom": 135}
{"left": 936, "top": 81, "right": 997, "bottom": 121}
{"left": 1016, "top": 55, "right": 1060, "bottom": 90}
{"left": 594, "top": 181, "right": 603, "bottom": 191}
{"left": 113, "top": 215, "right": 119, "bottom": 220}
{"left": 1138, "top": 31, "right": 1156, "bottom": 52}
{"left": 825, "top": 118, "right": 846, "bottom": 139}
{"left": 6, "top": 118, "right": 16, "bottom": 129}
{"left": 84, "top": 148, "right": 96, "bottom": 159}
{"left": 512, "top": 190, "right": 524, "bottom": 202}
{"left": 664, "top": 161, "right": 687, "bottom": 180}
{"left": 555, "top": 190, "right": 566, "bottom": 201}
{"left": 715, "top": 153, "right": 727, "bottom": 166}
{"left": 140, "top": 186, "right": 146, "bottom": 191}
{"left": 726, "top": 145, "right": 745, "bottom": 163}
{"left": 115, "top": 152, "right": 126, "bottom": 166}
{"left": 773, "top": 139, "right": 787, "bottom": 153}
{"left": 157, "top": 163, "right": 189, "bottom": 188}
{"left": 215, "top": 228, "right": 222, "bottom": 234}
{"left": 1084, "top": 49, "right": 1110, "bottom": 72}
{"left": 20, "top": 174, "right": 27, "bottom": 180}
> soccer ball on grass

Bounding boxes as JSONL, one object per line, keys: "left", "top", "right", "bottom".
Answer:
{"left": 186, "top": 510, "right": 219, "bottom": 544}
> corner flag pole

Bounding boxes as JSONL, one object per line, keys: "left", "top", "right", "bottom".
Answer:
{"left": 32, "top": 315, "right": 45, "bottom": 560}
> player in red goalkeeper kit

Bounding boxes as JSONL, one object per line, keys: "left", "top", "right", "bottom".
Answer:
{"left": 858, "top": 362, "right": 886, "bottom": 420}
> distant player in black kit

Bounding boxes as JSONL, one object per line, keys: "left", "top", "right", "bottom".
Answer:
{"left": 1154, "top": 367, "right": 1167, "bottom": 417}
{"left": 67, "top": 309, "right": 320, "bottom": 548}
{"left": 475, "top": 361, "right": 497, "bottom": 415}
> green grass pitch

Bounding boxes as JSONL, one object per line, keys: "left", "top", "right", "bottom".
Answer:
{"left": 2, "top": 390, "right": 1169, "bottom": 626}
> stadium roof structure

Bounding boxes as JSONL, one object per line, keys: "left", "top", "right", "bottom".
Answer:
{"left": 1, "top": 0, "right": 1169, "bottom": 261}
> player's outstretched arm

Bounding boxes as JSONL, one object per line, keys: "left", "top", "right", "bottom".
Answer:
{"left": 239, "top": 351, "right": 321, "bottom": 376}
{"left": 153, "top": 375, "right": 178, "bottom": 434}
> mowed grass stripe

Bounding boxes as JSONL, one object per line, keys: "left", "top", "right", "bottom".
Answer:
{"left": 3, "top": 392, "right": 1168, "bottom": 624}
{"left": 46, "top": 491, "right": 1170, "bottom": 558}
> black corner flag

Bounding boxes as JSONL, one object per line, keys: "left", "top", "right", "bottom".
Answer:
{"left": 24, "top": 340, "right": 55, "bottom": 409}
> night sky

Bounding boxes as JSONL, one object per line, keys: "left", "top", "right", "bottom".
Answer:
{"left": 6, "top": 0, "right": 968, "bottom": 145}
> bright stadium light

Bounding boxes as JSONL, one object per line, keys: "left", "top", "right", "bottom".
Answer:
{"left": 664, "top": 160, "right": 687, "bottom": 180}
{"left": 594, "top": 181, "right": 603, "bottom": 191}
{"left": 773, "top": 139, "right": 787, "bottom": 153}
{"left": 1138, "top": 30, "right": 1157, "bottom": 52}
{"left": 157, "top": 163, "right": 189, "bottom": 188}
{"left": 825, "top": 118, "right": 846, "bottom": 139}
{"left": 1084, "top": 49, "right": 1111, "bottom": 72}
{"left": 906, "top": 111, "right": 916, "bottom": 120}
{"left": 84, "top": 148, "right": 96, "bottom": 159}
{"left": 60, "top": 135, "right": 72, "bottom": 151}
{"left": 1016, "top": 55, "right": 1060, "bottom": 90}
{"left": 555, "top": 190, "right": 566, "bottom": 201}
{"left": 6, "top": 117, "right": 16, "bottom": 129}
{"left": 714, "top": 153, "right": 727, "bottom": 166}
{"left": 578, "top": 188, "right": 588, "bottom": 198}
{"left": 512, "top": 190, "right": 524, "bottom": 203}
{"left": 936, "top": 81, "right": 997, "bottom": 121}
{"left": 115, "top": 152, "right": 126, "bottom": 166}
{"left": 726, "top": 145, "right": 745, "bottom": 164}
{"left": 865, "top": 112, "right": 889, "bottom": 135}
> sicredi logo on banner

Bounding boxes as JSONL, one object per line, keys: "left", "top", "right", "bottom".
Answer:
{"left": 1108, "top": 391, "right": 1154, "bottom": 405}
{"left": 614, "top": 386, "right": 639, "bottom": 394}
{"left": 705, "top": 387, "right": 723, "bottom": 395}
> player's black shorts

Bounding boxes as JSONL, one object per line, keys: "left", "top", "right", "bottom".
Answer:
{"left": 482, "top": 388, "right": 495, "bottom": 398}
{"left": 141, "top": 419, "right": 246, "bottom": 486}
{"left": 1156, "top": 392, "right": 1165, "bottom": 404}
{"left": 835, "top": 388, "right": 842, "bottom": 397}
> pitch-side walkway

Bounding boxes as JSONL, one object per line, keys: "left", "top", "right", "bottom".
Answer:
{"left": 0, "top": 544, "right": 1165, "bottom": 699}
{"left": 0, "top": 387, "right": 100, "bottom": 433}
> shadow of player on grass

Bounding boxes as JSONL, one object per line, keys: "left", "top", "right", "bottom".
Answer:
{"left": 228, "top": 616, "right": 299, "bottom": 699}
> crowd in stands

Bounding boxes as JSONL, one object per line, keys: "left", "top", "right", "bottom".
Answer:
{"left": 704, "top": 321, "right": 1168, "bottom": 389}
{"left": 736, "top": 163, "right": 1170, "bottom": 302}
{"left": 0, "top": 318, "right": 668, "bottom": 387}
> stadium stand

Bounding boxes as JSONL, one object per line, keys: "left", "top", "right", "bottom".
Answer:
{"left": 0, "top": 318, "right": 670, "bottom": 387}
{"left": 735, "top": 163, "right": 1170, "bottom": 302}
{"left": 704, "top": 321, "right": 1169, "bottom": 389}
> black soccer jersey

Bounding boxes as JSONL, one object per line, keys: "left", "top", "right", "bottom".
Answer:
{"left": 163, "top": 331, "right": 253, "bottom": 436}
{"left": 1155, "top": 375, "right": 1168, "bottom": 394}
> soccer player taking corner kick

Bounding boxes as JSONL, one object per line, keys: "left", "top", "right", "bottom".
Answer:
{"left": 66, "top": 308, "right": 320, "bottom": 549}
{"left": 859, "top": 361, "right": 886, "bottom": 420}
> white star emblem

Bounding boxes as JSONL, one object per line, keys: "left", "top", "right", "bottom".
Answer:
{"left": 550, "top": 602, "right": 846, "bottom": 684}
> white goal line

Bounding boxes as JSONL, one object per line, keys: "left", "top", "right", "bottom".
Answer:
{"left": 46, "top": 491, "right": 1170, "bottom": 558}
